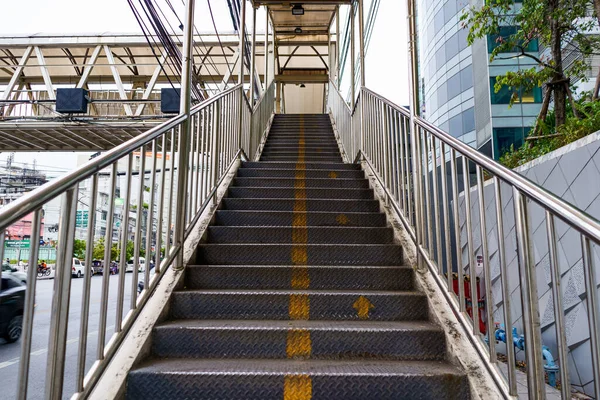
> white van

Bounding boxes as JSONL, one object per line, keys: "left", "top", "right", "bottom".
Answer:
{"left": 126, "top": 257, "right": 146, "bottom": 273}
{"left": 72, "top": 258, "right": 85, "bottom": 278}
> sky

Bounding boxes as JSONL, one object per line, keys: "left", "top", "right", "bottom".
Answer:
{"left": 0, "top": 0, "right": 409, "bottom": 174}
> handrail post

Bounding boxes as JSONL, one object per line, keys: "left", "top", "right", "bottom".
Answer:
{"left": 350, "top": 1, "right": 356, "bottom": 110}
{"left": 174, "top": 0, "right": 195, "bottom": 270}
{"left": 237, "top": 0, "right": 247, "bottom": 148}
{"left": 358, "top": 0, "right": 365, "bottom": 87}
{"left": 45, "top": 186, "right": 78, "bottom": 400}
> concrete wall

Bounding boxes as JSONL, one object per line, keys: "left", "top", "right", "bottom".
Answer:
{"left": 456, "top": 131, "right": 600, "bottom": 396}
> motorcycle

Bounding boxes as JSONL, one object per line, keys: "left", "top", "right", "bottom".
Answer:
{"left": 37, "top": 264, "right": 51, "bottom": 277}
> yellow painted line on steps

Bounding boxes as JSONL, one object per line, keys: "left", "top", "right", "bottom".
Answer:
{"left": 286, "top": 115, "right": 313, "bottom": 399}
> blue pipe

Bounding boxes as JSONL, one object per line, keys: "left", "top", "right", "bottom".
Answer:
{"left": 491, "top": 325, "right": 559, "bottom": 387}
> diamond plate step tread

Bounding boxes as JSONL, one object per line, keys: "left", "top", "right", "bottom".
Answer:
{"left": 241, "top": 161, "right": 359, "bottom": 170}
{"left": 184, "top": 265, "right": 413, "bottom": 290}
{"left": 227, "top": 187, "right": 375, "bottom": 200}
{"left": 126, "top": 359, "right": 469, "bottom": 400}
{"left": 197, "top": 243, "right": 402, "bottom": 265}
{"left": 231, "top": 177, "right": 368, "bottom": 189}
{"left": 260, "top": 157, "right": 344, "bottom": 162}
{"left": 236, "top": 169, "right": 364, "bottom": 179}
{"left": 213, "top": 210, "right": 386, "bottom": 227}
{"left": 152, "top": 319, "right": 446, "bottom": 361}
{"left": 206, "top": 226, "right": 394, "bottom": 244}
{"left": 220, "top": 198, "right": 380, "bottom": 212}
{"left": 171, "top": 289, "right": 425, "bottom": 321}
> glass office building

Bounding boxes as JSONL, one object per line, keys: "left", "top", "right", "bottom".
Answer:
{"left": 416, "top": 0, "right": 542, "bottom": 159}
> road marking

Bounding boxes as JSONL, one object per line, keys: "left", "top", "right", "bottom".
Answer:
{"left": 353, "top": 296, "right": 375, "bottom": 320}
{"left": 0, "top": 325, "right": 114, "bottom": 370}
{"left": 284, "top": 375, "right": 312, "bottom": 400}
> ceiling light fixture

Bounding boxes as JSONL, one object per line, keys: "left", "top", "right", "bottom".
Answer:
{"left": 295, "top": 27, "right": 302, "bottom": 34}
{"left": 292, "top": 4, "right": 304, "bottom": 15}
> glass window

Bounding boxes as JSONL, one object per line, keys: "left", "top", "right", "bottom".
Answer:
{"left": 493, "top": 127, "right": 532, "bottom": 159}
{"left": 488, "top": 25, "right": 539, "bottom": 53}
{"left": 449, "top": 114, "right": 462, "bottom": 137}
{"left": 438, "top": 82, "right": 448, "bottom": 105}
{"left": 101, "top": 211, "right": 107, "bottom": 221}
{"left": 447, "top": 72, "right": 461, "bottom": 100}
{"left": 460, "top": 65, "right": 473, "bottom": 91}
{"left": 436, "top": 46, "right": 446, "bottom": 68}
{"left": 462, "top": 107, "right": 475, "bottom": 133}
{"left": 444, "top": 0, "right": 457, "bottom": 23}
{"left": 458, "top": 27, "right": 469, "bottom": 51}
{"left": 435, "top": 8, "right": 444, "bottom": 31}
{"left": 446, "top": 33, "right": 459, "bottom": 61}
{"left": 490, "top": 77, "right": 542, "bottom": 104}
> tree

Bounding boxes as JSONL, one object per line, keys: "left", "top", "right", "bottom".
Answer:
{"left": 73, "top": 239, "right": 87, "bottom": 259}
{"left": 462, "top": 0, "right": 600, "bottom": 131}
{"left": 92, "top": 237, "right": 119, "bottom": 261}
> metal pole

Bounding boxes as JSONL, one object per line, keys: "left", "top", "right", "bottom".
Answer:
{"left": 358, "top": 0, "right": 365, "bottom": 87}
{"left": 237, "top": 0, "right": 248, "bottom": 148}
{"left": 407, "top": 0, "right": 420, "bottom": 116}
{"left": 250, "top": 5, "right": 257, "bottom": 104}
{"left": 175, "top": 0, "right": 195, "bottom": 270}
{"left": 45, "top": 186, "right": 78, "bottom": 400}
{"left": 350, "top": 2, "right": 356, "bottom": 109}
{"left": 336, "top": 6, "right": 340, "bottom": 86}
{"left": 264, "top": 6, "right": 269, "bottom": 90}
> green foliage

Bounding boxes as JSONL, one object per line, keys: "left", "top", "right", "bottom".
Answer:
{"left": 73, "top": 239, "right": 87, "bottom": 259}
{"left": 499, "top": 99, "right": 600, "bottom": 168}
{"left": 92, "top": 237, "right": 119, "bottom": 261}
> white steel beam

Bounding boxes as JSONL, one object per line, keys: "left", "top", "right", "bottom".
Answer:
{"left": 103, "top": 45, "right": 133, "bottom": 116}
{"left": 135, "top": 51, "right": 168, "bottom": 116}
{"left": 219, "top": 48, "right": 240, "bottom": 91}
{"left": 1, "top": 46, "right": 32, "bottom": 101}
{"left": 76, "top": 45, "right": 102, "bottom": 89}
{"left": 34, "top": 46, "right": 55, "bottom": 100}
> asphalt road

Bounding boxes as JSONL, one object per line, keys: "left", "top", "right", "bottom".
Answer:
{"left": 0, "top": 272, "right": 136, "bottom": 399}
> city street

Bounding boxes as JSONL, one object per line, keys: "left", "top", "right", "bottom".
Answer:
{"left": 0, "top": 272, "right": 135, "bottom": 399}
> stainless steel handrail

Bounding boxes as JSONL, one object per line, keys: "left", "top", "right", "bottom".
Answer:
{"left": 0, "top": 81, "right": 276, "bottom": 400}
{"left": 328, "top": 82, "right": 600, "bottom": 399}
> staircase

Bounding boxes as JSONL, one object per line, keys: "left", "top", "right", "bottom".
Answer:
{"left": 126, "top": 114, "right": 470, "bottom": 399}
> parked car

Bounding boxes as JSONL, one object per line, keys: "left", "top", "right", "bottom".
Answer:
{"left": 91, "top": 260, "right": 103, "bottom": 275}
{"left": 126, "top": 257, "right": 146, "bottom": 273}
{"left": 71, "top": 258, "right": 85, "bottom": 278}
{"left": 0, "top": 275, "right": 26, "bottom": 342}
{"left": 2, "top": 262, "right": 26, "bottom": 284}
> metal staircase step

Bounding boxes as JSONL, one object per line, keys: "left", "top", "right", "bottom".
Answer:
{"left": 126, "top": 359, "right": 469, "bottom": 400}
{"left": 236, "top": 169, "right": 363, "bottom": 178}
{"left": 171, "top": 289, "right": 426, "bottom": 320}
{"left": 220, "top": 198, "right": 379, "bottom": 212}
{"left": 261, "top": 151, "right": 343, "bottom": 158}
{"left": 184, "top": 265, "right": 413, "bottom": 290}
{"left": 206, "top": 226, "right": 394, "bottom": 244}
{"left": 260, "top": 156, "right": 343, "bottom": 162}
{"left": 232, "top": 177, "right": 369, "bottom": 189}
{"left": 197, "top": 243, "right": 402, "bottom": 265}
{"left": 152, "top": 320, "right": 446, "bottom": 361}
{"left": 241, "top": 161, "right": 359, "bottom": 170}
{"left": 227, "top": 187, "right": 375, "bottom": 199}
{"left": 213, "top": 210, "right": 386, "bottom": 227}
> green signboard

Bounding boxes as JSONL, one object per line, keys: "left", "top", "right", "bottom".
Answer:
{"left": 4, "top": 239, "right": 30, "bottom": 249}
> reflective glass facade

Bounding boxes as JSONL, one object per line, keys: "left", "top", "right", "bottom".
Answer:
{"left": 417, "top": 0, "right": 543, "bottom": 159}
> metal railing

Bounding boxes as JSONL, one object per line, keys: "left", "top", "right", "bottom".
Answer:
{"left": 0, "top": 83, "right": 275, "bottom": 399}
{"left": 328, "top": 80, "right": 600, "bottom": 399}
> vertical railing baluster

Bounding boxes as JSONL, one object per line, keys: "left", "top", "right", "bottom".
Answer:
{"left": 495, "top": 177, "right": 517, "bottom": 395}
{"left": 581, "top": 235, "right": 600, "bottom": 399}
{"left": 17, "top": 208, "right": 42, "bottom": 399}
{"left": 166, "top": 128, "right": 176, "bottom": 256}
{"left": 449, "top": 150, "right": 464, "bottom": 311}
{"left": 440, "top": 143, "right": 453, "bottom": 292}
{"left": 476, "top": 166, "right": 495, "bottom": 361}
{"left": 462, "top": 157, "right": 479, "bottom": 335}
{"left": 132, "top": 148, "right": 145, "bottom": 309}
{"left": 431, "top": 135, "right": 442, "bottom": 271}
{"left": 116, "top": 154, "right": 133, "bottom": 332}
{"left": 423, "top": 131, "right": 433, "bottom": 253}
{"left": 155, "top": 134, "right": 168, "bottom": 274}
{"left": 46, "top": 186, "right": 78, "bottom": 399}
{"left": 513, "top": 188, "right": 545, "bottom": 398}
{"left": 144, "top": 140, "right": 157, "bottom": 291}
{"left": 546, "top": 212, "right": 569, "bottom": 398}
{"left": 98, "top": 164, "right": 117, "bottom": 359}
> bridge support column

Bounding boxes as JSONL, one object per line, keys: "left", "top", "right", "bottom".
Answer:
{"left": 175, "top": 0, "right": 195, "bottom": 270}
{"left": 237, "top": 0, "right": 248, "bottom": 149}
